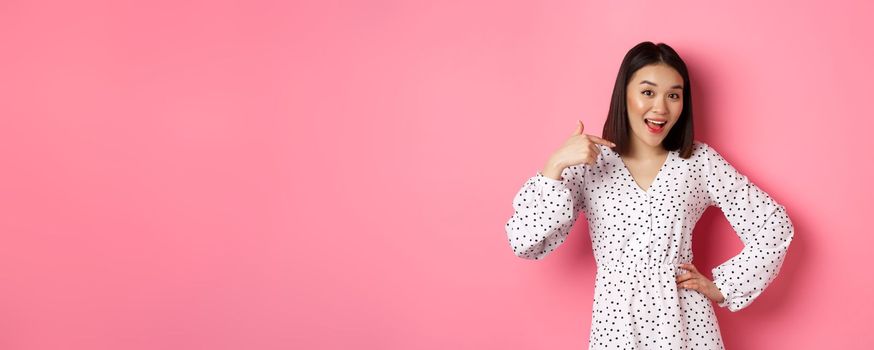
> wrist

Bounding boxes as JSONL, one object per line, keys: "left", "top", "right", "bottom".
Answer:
{"left": 541, "top": 162, "right": 565, "bottom": 180}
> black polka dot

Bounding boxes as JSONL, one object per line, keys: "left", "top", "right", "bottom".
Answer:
{"left": 505, "top": 140, "right": 795, "bottom": 348}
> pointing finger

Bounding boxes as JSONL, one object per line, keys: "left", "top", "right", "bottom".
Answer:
{"left": 586, "top": 135, "right": 617, "bottom": 147}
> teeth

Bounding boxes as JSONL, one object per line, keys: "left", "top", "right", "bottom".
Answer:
{"left": 646, "top": 119, "right": 666, "bottom": 125}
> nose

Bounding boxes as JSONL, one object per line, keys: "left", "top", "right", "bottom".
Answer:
{"left": 652, "top": 97, "right": 667, "bottom": 114}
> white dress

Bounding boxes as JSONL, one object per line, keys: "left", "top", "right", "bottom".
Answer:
{"left": 504, "top": 140, "right": 794, "bottom": 349}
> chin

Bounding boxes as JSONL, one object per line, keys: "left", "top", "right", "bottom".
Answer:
{"left": 643, "top": 139, "right": 664, "bottom": 147}
{"left": 633, "top": 128, "right": 671, "bottom": 147}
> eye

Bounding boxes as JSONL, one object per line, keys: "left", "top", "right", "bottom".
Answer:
{"left": 642, "top": 90, "right": 681, "bottom": 99}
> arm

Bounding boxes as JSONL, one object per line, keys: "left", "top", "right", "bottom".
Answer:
{"left": 504, "top": 164, "right": 587, "bottom": 260}
{"left": 704, "top": 143, "right": 795, "bottom": 312}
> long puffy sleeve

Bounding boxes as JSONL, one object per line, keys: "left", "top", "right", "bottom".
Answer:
{"left": 703, "top": 143, "right": 795, "bottom": 312}
{"left": 504, "top": 164, "right": 587, "bottom": 260}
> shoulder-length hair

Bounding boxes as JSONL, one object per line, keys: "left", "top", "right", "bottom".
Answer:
{"left": 602, "top": 41, "right": 695, "bottom": 159}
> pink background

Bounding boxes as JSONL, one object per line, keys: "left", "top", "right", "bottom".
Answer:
{"left": 1, "top": 0, "right": 872, "bottom": 349}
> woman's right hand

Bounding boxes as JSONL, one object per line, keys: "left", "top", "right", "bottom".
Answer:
{"left": 541, "top": 120, "right": 616, "bottom": 180}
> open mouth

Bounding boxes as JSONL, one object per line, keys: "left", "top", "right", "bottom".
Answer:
{"left": 645, "top": 118, "right": 667, "bottom": 132}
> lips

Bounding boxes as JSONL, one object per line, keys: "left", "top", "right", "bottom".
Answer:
{"left": 645, "top": 118, "right": 666, "bottom": 132}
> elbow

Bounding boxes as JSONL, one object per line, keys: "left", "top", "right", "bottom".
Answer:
{"left": 505, "top": 221, "right": 547, "bottom": 261}
{"left": 512, "top": 250, "right": 533, "bottom": 260}
{"left": 514, "top": 250, "right": 544, "bottom": 261}
{"left": 509, "top": 241, "right": 546, "bottom": 260}
{"left": 505, "top": 215, "right": 571, "bottom": 261}
{"left": 780, "top": 205, "right": 796, "bottom": 247}
{"left": 786, "top": 209, "right": 796, "bottom": 239}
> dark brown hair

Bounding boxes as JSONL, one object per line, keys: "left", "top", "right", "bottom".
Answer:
{"left": 602, "top": 41, "right": 694, "bottom": 159}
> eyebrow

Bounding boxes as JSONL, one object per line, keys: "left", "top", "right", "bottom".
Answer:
{"left": 639, "top": 80, "right": 684, "bottom": 90}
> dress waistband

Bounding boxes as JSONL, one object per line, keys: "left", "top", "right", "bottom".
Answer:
{"left": 597, "top": 261, "right": 690, "bottom": 275}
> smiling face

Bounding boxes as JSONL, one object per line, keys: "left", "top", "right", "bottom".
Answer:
{"left": 625, "top": 63, "right": 684, "bottom": 149}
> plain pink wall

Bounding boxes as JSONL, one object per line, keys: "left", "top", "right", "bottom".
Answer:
{"left": 1, "top": 0, "right": 871, "bottom": 349}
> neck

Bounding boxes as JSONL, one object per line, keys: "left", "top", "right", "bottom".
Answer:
{"left": 627, "top": 136, "right": 668, "bottom": 160}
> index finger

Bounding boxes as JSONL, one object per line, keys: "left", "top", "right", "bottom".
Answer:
{"left": 586, "top": 135, "right": 617, "bottom": 147}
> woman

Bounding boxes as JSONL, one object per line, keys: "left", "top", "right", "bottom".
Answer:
{"left": 504, "top": 41, "right": 794, "bottom": 349}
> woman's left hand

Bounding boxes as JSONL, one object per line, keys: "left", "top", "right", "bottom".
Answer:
{"left": 676, "top": 263, "right": 725, "bottom": 304}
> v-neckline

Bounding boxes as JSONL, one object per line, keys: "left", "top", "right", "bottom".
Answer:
{"left": 616, "top": 148, "right": 674, "bottom": 195}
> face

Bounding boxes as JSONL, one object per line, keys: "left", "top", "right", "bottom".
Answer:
{"left": 625, "top": 63, "right": 684, "bottom": 149}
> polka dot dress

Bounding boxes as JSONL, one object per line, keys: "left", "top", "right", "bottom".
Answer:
{"left": 505, "top": 140, "right": 794, "bottom": 349}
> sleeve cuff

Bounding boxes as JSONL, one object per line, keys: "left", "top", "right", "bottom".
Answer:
{"left": 535, "top": 171, "right": 566, "bottom": 186}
